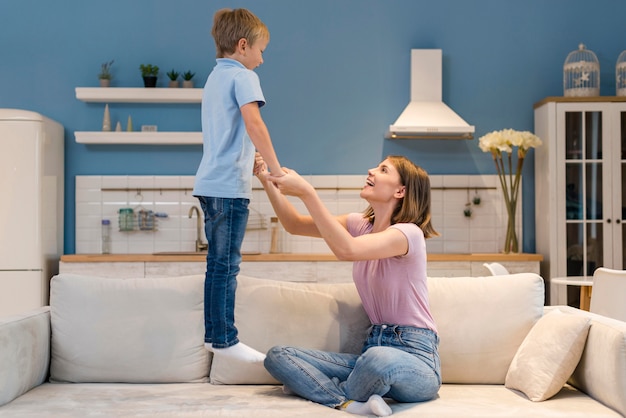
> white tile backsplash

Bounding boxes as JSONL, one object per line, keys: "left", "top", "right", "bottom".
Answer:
{"left": 75, "top": 174, "right": 521, "bottom": 254}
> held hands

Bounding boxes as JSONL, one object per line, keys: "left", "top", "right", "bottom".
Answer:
{"left": 254, "top": 152, "right": 312, "bottom": 197}
{"left": 253, "top": 152, "right": 286, "bottom": 178}
{"left": 268, "top": 168, "right": 312, "bottom": 197}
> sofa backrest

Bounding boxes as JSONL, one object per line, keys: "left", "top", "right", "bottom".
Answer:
{"left": 49, "top": 274, "right": 208, "bottom": 383}
{"left": 210, "top": 273, "right": 544, "bottom": 385}
{"left": 45, "top": 272, "right": 544, "bottom": 386}
{"left": 429, "top": 274, "right": 545, "bottom": 384}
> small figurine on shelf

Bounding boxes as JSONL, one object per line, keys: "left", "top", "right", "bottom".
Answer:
{"left": 127, "top": 115, "right": 133, "bottom": 132}
{"left": 102, "top": 104, "right": 111, "bottom": 131}
{"left": 98, "top": 60, "right": 114, "bottom": 87}
{"left": 166, "top": 69, "right": 180, "bottom": 88}
{"left": 182, "top": 70, "right": 195, "bottom": 88}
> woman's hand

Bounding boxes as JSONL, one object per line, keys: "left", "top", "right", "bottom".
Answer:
{"left": 268, "top": 168, "right": 314, "bottom": 198}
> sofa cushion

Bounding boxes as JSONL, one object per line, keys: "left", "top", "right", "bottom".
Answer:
{"left": 209, "top": 275, "right": 370, "bottom": 384}
{"left": 428, "top": 273, "right": 545, "bottom": 384}
{"left": 0, "top": 307, "right": 50, "bottom": 407}
{"left": 49, "top": 274, "right": 208, "bottom": 383}
{"left": 505, "top": 309, "right": 591, "bottom": 401}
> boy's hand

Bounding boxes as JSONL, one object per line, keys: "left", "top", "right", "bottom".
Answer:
{"left": 253, "top": 152, "right": 268, "bottom": 177}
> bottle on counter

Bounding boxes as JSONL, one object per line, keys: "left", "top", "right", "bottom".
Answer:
{"left": 101, "top": 219, "right": 111, "bottom": 254}
{"left": 269, "top": 217, "right": 280, "bottom": 253}
{"left": 269, "top": 216, "right": 290, "bottom": 254}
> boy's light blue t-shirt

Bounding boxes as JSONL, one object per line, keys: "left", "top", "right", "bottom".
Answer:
{"left": 193, "top": 58, "right": 265, "bottom": 199}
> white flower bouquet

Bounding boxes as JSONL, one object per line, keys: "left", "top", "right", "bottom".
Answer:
{"left": 478, "top": 129, "right": 542, "bottom": 253}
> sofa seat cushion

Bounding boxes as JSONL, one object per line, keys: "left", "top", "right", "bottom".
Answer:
{"left": 49, "top": 274, "right": 208, "bottom": 383}
{"left": 428, "top": 273, "right": 545, "bottom": 384}
{"left": 0, "top": 383, "right": 620, "bottom": 418}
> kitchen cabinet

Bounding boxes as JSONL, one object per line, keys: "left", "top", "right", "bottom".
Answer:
{"left": 74, "top": 87, "right": 202, "bottom": 145}
{"left": 534, "top": 97, "right": 626, "bottom": 305}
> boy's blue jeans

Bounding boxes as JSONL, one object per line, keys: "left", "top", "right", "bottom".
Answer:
{"left": 197, "top": 196, "right": 249, "bottom": 348}
{"left": 264, "top": 325, "right": 441, "bottom": 408}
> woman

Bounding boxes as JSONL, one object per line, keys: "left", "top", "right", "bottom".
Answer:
{"left": 256, "top": 155, "right": 441, "bottom": 417}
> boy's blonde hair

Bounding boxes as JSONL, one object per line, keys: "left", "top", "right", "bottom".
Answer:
{"left": 212, "top": 8, "right": 269, "bottom": 58}
{"left": 363, "top": 155, "right": 439, "bottom": 239}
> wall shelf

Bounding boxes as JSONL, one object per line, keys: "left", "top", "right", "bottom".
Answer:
{"left": 75, "top": 131, "right": 202, "bottom": 145}
{"left": 75, "top": 87, "right": 202, "bottom": 103}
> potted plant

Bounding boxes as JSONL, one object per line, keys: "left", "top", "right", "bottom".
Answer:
{"left": 182, "top": 70, "right": 195, "bottom": 88}
{"left": 98, "top": 60, "right": 114, "bottom": 87}
{"left": 139, "top": 64, "right": 159, "bottom": 88}
{"left": 166, "top": 69, "right": 180, "bottom": 88}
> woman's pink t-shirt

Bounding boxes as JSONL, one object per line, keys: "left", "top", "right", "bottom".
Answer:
{"left": 347, "top": 213, "right": 437, "bottom": 333}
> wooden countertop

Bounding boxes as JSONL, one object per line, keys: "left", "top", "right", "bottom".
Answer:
{"left": 61, "top": 253, "right": 543, "bottom": 263}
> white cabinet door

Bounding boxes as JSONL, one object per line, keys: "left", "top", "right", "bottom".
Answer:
{"left": 535, "top": 99, "right": 625, "bottom": 305}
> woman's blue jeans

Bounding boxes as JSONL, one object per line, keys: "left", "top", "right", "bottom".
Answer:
{"left": 264, "top": 325, "right": 441, "bottom": 408}
{"left": 197, "top": 196, "right": 249, "bottom": 348}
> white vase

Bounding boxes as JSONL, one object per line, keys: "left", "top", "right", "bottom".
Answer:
{"left": 102, "top": 104, "right": 111, "bottom": 132}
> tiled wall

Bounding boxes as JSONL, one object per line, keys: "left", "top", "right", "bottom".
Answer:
{"left": 75, "top": 174, "right": 520, "bottom": 254}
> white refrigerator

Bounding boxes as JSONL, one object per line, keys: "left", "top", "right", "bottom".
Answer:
{"left": 0, "top": 109, "right": 64, "bottom": 318}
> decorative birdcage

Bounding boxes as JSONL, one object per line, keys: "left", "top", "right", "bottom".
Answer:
{"left": 616, "top": 50, "right": 626, "bottom": 96}
{"left": 563, "top": 43, "right": 600, "bottom": 97}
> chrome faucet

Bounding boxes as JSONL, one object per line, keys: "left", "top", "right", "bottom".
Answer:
{"left": 188, "top": 206, "right": 208, "bottom": 252}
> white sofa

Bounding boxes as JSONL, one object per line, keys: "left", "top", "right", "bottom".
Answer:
{"left": 1, "top": 272, "right": 625, "bottom": 417}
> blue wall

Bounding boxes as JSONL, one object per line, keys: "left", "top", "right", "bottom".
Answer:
{"left": 2, "top": 0, "right": 626, "bottom": 254}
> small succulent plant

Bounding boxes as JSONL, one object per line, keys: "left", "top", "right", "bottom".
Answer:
{"left": 98, "top": 60, "right": 114, "bottom": 80}
{"left": 166, "top": 69, "right": 180, "bottom": 81}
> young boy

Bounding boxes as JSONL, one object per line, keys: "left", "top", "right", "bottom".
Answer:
{"left": 192, "top": 8, "right": 285, "bottom": 363}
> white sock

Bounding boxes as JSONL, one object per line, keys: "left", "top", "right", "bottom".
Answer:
{"left": 282, "top": 385, "right": 296, "bottom": 395}
{"left": 212, "top": 342, "right": 266, "bottom": 362}
{"left": 343, "top": 394, "right": 392, "bottom": 417}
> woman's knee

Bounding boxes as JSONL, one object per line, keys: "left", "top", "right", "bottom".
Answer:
{"left": 264, "top": 345, "right": 291, "bottom": 367}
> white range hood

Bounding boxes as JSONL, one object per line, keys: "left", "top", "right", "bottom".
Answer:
{"left": 387, "top": 49, "right": 475, "bottom": 140}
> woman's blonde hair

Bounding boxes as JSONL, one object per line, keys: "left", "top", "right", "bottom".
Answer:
{"left": 212, "top": 8, "right": 269, "bottom": 58}
{"left": 363, "top": 155, "right": 439, "bottom": 239}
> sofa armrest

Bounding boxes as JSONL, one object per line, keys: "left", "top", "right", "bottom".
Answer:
{"left": 0, "top": 307, "right": 51, "bottom": 407}
{"left": 546, "top": 306, "right": 626, "bottom": 417}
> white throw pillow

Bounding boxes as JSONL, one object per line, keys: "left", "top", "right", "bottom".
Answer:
{"left": 505, "top": 309, "right": 591, "bottom": 401}
{"left": 49, "top": 274, "right": 208, "bottom": 383}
